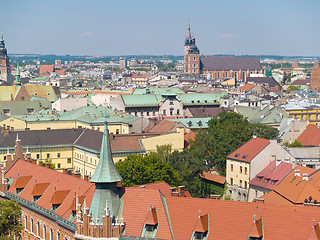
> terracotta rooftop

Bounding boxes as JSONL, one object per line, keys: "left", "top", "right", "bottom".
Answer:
{"left": 249, "top": 160, "right": 293, "bottom": 190}
{"left": 227, "top": 137, "right": 270, "bottom": 162}
{"left": 199, "top": 171, "right": 226, "bottom": 185}
{"left": 143, "top": 119, "right": 177, "bottom": 133}
{"left": 14, "top": 175, "right": 32, "bottom": 189}
{"left": 240, "top": 83, "right": 255, "bottom": 91}
{"left": 261, "top": 165, "right": 318, "bottom": 205}
{"left": 6, "top": 160, "right": 95, "bottom": 222}
{"left": 39, "top": 65, "right": 54, "bottom": 75}
{"left": 297, "top": 124, "right": 320, "bottom": 146}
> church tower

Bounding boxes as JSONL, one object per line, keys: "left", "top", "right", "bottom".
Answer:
{"left": 89, "top": 121, "right": 123, "bottom": 222}
{"left": 15, "top": 64, "right": 21, "bottom": 87}
{"left": 183, "top": 25, "right": 200, "bottom": 74}
{"left": 0, "top": 33, "right": 13, "bottom": 84}
{"left": 310, "top": 60, "right": 320, "bottom": 91}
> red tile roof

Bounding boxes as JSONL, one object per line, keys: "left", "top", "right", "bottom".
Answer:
{"left": 121, "top": 188, "right": 171, "bottom": 239}
{"left": 262, "top": 165, "right": 318, "bottom": 205}
{"left": 6, "top": 160, "right": 95, "bottom": 222}
{"left": 227, "top": 137, "right": 270, "bottom": 162}
{"left": 144, "top": 207, "right": 158, "bottom": 225}
{"left": 40, "top": 65, "right": 54, "bottom": 75}
{"left": 165, "top": 197, "right": 320, "bottom": 240}
{"left": 184, "top": 129, "right": 196, "bottom": 148}
{"left": 199, "top": 171, "right": 226, "bottom": 184}
{"left": 31, "top": 183, "right": 50, "bottom": 196}
{"left": 15, "top": 176, "right": 32, "bottom": 189}
{"left": 55, "top": 69, "right": 66, "bottom": 75}
{"left": 248, "top": 218, "right": 263, "bottom": 238}
{"left": 239, "top": 83, "right": 255, "bottom": 91}
{"left": 131, "top": 181, "right": 173, "bottom": 197}
{"left": 249, "top": 160, "right": 293, "bottom": 190}
{"left": 297, "top": 124, "right": 320, "bottom": 146}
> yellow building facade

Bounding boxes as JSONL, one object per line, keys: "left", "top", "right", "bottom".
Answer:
{"left": 286, "top": 107, "right": 320, "bottom": 124}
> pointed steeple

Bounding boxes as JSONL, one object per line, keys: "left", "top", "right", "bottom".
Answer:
{"left": 89, "top": 121, "right": 122, "bottom": 222}
{"left": 90, "top": 121, "right": 122, "bottom": 183}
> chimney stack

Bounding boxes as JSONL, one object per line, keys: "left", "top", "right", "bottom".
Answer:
{"left": 178, "top": 185, "right": 185, "bottom": 197}
{"left": 302, "top": 173, "right": 309, "bottom": 181}
{"left": 294, "top": 169, "right": 301, "bottom": 177}
{"left": 209, "top": 194, "right": 221, "bottom": 200}
{"left": 44, "top": 162, "right": 50, "bottom": 168}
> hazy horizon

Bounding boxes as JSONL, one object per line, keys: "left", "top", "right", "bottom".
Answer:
{"left": 2, "top": 0, "right": 320, "bottom": 56}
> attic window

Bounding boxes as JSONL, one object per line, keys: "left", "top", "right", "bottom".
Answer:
{"left": 191, "top": 100, "right": 194, "bottom": 103}
{"left": 204, "top": 100, "right": 207, "bottom": 103}
{"left": 243, "top": 155, "right": 248, "bottom": 159}
{"left": 47, "top": 92, "right": 50, "bottom": 95}
{"left": 235, "top": 153, "right": 240, "bottom": 157}
{"left": 34, "top": 92, "right": 37, "bottom": 96}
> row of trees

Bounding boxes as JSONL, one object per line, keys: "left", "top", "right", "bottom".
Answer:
{"left": 116, "top": 112, "right": 279, "bottom": 197}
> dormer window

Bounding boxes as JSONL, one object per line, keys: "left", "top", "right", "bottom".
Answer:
{"left": 235, "top": 153, "right": 240, "bottom": 157}
{"left": 243, "top": 155, "right": 248, "bottom": 159}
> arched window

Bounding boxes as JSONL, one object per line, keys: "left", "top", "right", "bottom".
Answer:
{"left": 43, "top": 224, "right": 47, "bottom": 240}
{"left": 37, "top": 221, "right": 40, "bottom": 236}
{"left": 24, "top": 215, "right": 28, "bottom": 230}
{"left": 56, "top": 231, "right": 60, "bottom": 240}
{"left": 30, "top": 218, "right": 34, "bottom": 233}
{"left": 50, "top": 228, "right": 54, "bottom": 240}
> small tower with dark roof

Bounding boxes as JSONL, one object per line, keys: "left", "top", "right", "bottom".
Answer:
{"left": 310, "top": 60, "right": 320, "bottom": 91}
{"left": 183, "top": 24, "right": 200, "bottom": 74}
{"left": 89, "top": 121, "right": 123, "bottom": 222}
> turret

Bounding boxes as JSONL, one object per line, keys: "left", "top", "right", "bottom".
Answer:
{"left": 89, "top": 121, "right": 123, "bottom": 222}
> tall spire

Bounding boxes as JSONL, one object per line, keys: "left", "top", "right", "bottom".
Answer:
{"left": 89, "top": 121, "right": 122, "bottom": 221}
{"left": 90, "top": 121, "right": 122, "bottom": 183}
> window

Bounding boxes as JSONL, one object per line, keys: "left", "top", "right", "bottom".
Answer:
{"left": 163, "top": 110, "right": 166, "bottom": 116}
{"left": 3, "top": 109, "right": 10, "bottom": 115}
{"left": 116, "top": 129, "right": 119, "bottom": 134}
{"left": 43, "top": 225, "right": 47, "bottom": 240}
{"left": 27, "top": 108, "right": 34, "bottom": 114}
{"left": 169, "top": 101, "right": 174, "bottom": 105}
{"left": 170, "top": 108, "right": 174, "bottom": 116}
{"left": 30, "top": 218, "right": 34, "bottom": 233}
{"left": 24, "top": 215, "right": 28, "bottom": 230}
{"left": 240, "top": 180, "right": 242, "bottom": 188}
{"left": 140, "top": 111, "right": 143, "bottom": 116}
{"left": 37, "top": 221, "right": 40, "bottom": 236}
{"left": 235, "top": 153, "right": 240, "bottom": 157}
{"left": 147, "top": 111, "right": 150, "bottom": 116}
{"left": 230, "top": 178, "right": 233, "bottom": 185}
{"left": 225, "top": 72, "right": 228, "bottom": 78}
{"left": 57, "top": 153, "right": 60, "bottom": 158}
{"left": 3, "top": 156, "right": 6, "bottom": 161}
{"left": 177, "top": 109, "right": 180, "bottom": 115}
{"left": 244, "top": 181, "right": 247, "bottom": 188}
{"left": 47, "top": 153, "right": 50, "bottom": 159}
{"left": 57, "top": 163, "right": 61, "bottom": 168}
{"left": 240, "top": 166, "right": 243, "bottom": 173}
{"left": 50, "top": 228, "right": 54, "bottom": 240}
{"left": 194, "top": 232, "right": 204, "bottom": 239}
{"left": 245, "top": 167, "right": 247, "bottom": 175}
{"left": 57, "top": 231, "right": 60, "bottom": 240}
{"left": 231, "top": 164, "right": 233, "bottom": 172}
{"left": 153, "top": 110, "right": 156, "bottom": 116}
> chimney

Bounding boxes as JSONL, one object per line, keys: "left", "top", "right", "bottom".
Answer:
{"left": 178, "top": 185, "right": 185, "bottom": 197}
{"left": 25, "top": 147, "right": 31, "bottom": 161}
{"left": 62, "top": 168, "right": 69, "bottom": 174}
{"left": 294, "top": 169, "right": 301, "bottom": 177}
{"left": 73, "top": 172, "right": 81, "bottom": 178}
{"left": 302, "top": 173, "right": 309, "bottom": 181}
{"left": 170, "top": 187, "right": 179, "bottom": 197}
{"left": 253, "top": 198, "right": 265, "bottom": 203}
{"left": 45, "top": 162, "right": 50, "bottom": 168}
{"left": 209, "top": 194, "right": 221, "bottom": 200}
{"left": 84, "top": 175, "right": 91, "bottom": 181}
{"left": 38, "top": 160, "right": 43, "bottom": 166}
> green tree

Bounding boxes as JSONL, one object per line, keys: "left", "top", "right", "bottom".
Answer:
{"left": 284, "top": 140, "right": 303, "bottom": 147}
{"left": 156, "top": 144, "right": 172, "bottom": 162}
{"left": 115, "top": 153, "right": 180, "bottom": 187}
{"left": 0, "top": 200, "right": 23, "bottom": 240}
{"left": 42, "top": 159, "right": 55, "bottom": 169}
{"left": 250, "top": 123, "right": 279, "bottom": 140}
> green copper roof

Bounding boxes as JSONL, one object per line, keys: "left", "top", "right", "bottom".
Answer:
{"left": 177, "top": 93, "right": 226, "bottom": 105}
{"left": 90, "top": 121, "right": 122, "bottom": 183}
{"left": 133, "top": 87, "right": 184, "bottom": 95}
{"left": 122, "top": 94, "right": 159, "bottom": 107}
{"left": 168, "top": 117, "right": 211, "bottom": 129}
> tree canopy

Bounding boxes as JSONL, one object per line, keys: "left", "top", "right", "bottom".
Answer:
{"left": 115, "top": 153, "right": 180, "bottom": 187}
{"left": 0, "top": 199, "right": 23, "bottom": 240}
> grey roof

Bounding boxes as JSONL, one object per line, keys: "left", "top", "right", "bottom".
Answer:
{"left": 287, "top": 147, "right": 320, "bottom": 159}
{"left": 247, "top": 77, "right": 281, "bottom": 87}
{"left": 200, "top": 56, "right": 262, "bottom": 71}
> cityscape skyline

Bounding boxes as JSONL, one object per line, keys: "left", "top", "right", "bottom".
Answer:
{"left": 1, "top": 0, "right": 320, "bottom": 56}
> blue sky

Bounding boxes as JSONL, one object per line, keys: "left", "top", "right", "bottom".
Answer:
{"left": 1, "top": 0, "right": 320, "bottom": 56}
